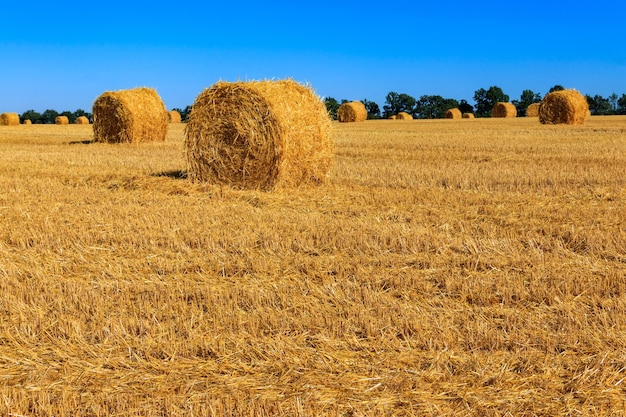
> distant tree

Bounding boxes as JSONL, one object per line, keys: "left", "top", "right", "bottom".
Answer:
{"left": 617, "top": 94, "right": 626, "bottom": 115}
{"left": 415, "top": 95, "right": 460, "bottom": 119}
{"left": 59, "top": 110, "right": 74, "bottom": 124}
{"left": 383, "top": 92, "right": 416, "bottom": 118}
{"left": 608, "top": 93, "right": 619, "bottom": 113}
{"left": 361, "top": 99, "right": 381, "bottom": 119}
{"left": 512, "top": 89, "right": 542, "bottom": 116}
{"left": 179, "top": 105, "right": 192, "bottom": 122}
{"left": 548, "top": 85, "right": 565, "bottom": 94}
{"left": 73, "top": 108, "right": 92, "bottom": 122}
{"left": 41, "top": 109, "right": 59, "bottom": 124}
{"left": 324, "top": 97, "right": 340, "bottom": 120}
{"left": 586, "top": 94, "right": 612, "bottom": 115}
{"left": 20, "top": 109, "right": 42, "bottom": 124}
{"left": 458, "top": 99, "right": 473, "bottom": 115}
{"left": 473, "top": 86, "right": 509, "bottom": 117}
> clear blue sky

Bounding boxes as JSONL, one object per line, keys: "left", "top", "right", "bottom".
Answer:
{"left": 1, "top": 0, "right": 625, "bottom": 113}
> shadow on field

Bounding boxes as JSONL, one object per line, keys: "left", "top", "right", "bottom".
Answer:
{"left": 68, "top": 139, "right": 98, "bottom": 145}
{"left": 151, "top": 170, "right": 188, "bottom": 180}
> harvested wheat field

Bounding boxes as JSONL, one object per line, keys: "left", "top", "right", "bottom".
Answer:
{"left": 0, "top": 117, "right": 625, "bottom": 416}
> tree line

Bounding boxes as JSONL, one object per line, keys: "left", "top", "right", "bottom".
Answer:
{"left": 15, "top": 87, "right": 626, "bottom": 123}
{"left": 324, "top": 85, "right": 626, "bottom": 120}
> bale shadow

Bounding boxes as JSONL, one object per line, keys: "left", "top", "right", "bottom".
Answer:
{"left": 151, "top": 170, "right": 188, "bottom": 180}
{"left": 68, "top": 139, "right": 98, "bottom": 145}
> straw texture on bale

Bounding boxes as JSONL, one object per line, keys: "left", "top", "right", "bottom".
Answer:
{"left": 75, "top": 116, "right": 89, "bottom": 124}
{"left": 526, "top": 103, "right": 540, "bottom": 117}
{"left": 396, "top": 112, "right": 413, "bottom": 120}
{"left": 337, "top": 101, "right": 367, "bottom": 122}
{"left": 538, "top": 89, "right": 588, "bottom": 125}
{"left": 23, "top": 119, "right": 32, "bottom": 125}
{"left": 184, "top": 79, "right": 333, "bottom": 190}
{"left": 462, "top": 113, "right": 475, "bottom": 119}
{"left": 93, "top": 87, "right": 168, "bottom": 143}
{"left": 445, "top": 108, "right": 462, "bottom": 119}
{"left": 169, "top": 110, "right": 182, "bottom": 123}
{"left": 491, "top": 102, "right": 517, "bottom": 118}
{"left": 55, "top": 116, "right": 69, "bottom": 125}
{"left": 0, "top": 112, "right": 20, "bottom": 126}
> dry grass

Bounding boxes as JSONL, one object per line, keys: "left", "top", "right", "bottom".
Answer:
{"left": 337, "top": 101, "right": 367, "bottom": 123}
{"left": 184, "top": 79, "right": 333, "bottom": 190}
{"left": 0, "top": 117, "right": 625, "bottom": 416}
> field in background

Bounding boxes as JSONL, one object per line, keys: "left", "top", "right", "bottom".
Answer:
{"left": 0, "top": 118, "right": 625, "bottom": 416}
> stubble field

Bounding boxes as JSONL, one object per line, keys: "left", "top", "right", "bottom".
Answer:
{"left": 0, "top": 117, "right": 625, "bottom": 416}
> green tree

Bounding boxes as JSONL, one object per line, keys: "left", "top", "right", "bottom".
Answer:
{"left": 324, "top": 97, "right": 340, "bottom": 120}
{"left": 458, "top": 99, "right": 473, "bottom": 115}
{"left": 473, "top": 86, "right": 509, "bottom": 117}
{"left": 73, "top": 108, "right": 92, "bottom": 122}
{"left": 60, "top": 110, "right": 74, "bottom": 123}
{"left": 617, "top": 94, "right": 626, "bottom": 115}
{"left": 415, "top": 95, "right": 460, "bottom": 119}
{"left": 41, "top": 109, "right": 59, "bottom": 124}
{"left": 20, "top": 109, "right": 42, "bottom": 124}
{"left": 587, "top": 94, "right": 612, "bottom": 115}
{"left": 512, "top": 89, "right": 542, "bottom": 116}
{"left": 383, "top": 92, "right": 416, "bottom": 118}
{"left": 608, "top": 93, "right": 619, "bottom": 113}
{"left": 548, "top": 85, "right": 565, "bottom": 94}
{"left": 361, "top": 99, "right": 381, "bottom": 119}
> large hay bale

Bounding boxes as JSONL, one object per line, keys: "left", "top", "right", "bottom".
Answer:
{"left": 184, "top": 79, "right": 333, "bottom": 190}
{"left": 396, "top": 112, "right": 413, "bottom": 120}
{"left": 538, "top": 89, "right": 588, "bottom": 125}
{"left": 462, "top": 113, "right": 475, "bottom": 119}
{"left": 75, "top": 116, "right": 90, "bottom": 124}
{"left": 92, "top": 87, "right": 168, "bottom": 143}
{"left": 526, "top": 103, "right": 540, "bottom": 117}
{"left": 0, "top": 112, "right": 20, "bottom": 126}
{"left": 337, "top": 101, "right": 367, "bottom": 122}
{"left": 169, "top": 110, "right": 182, "bottom": 123}
{"left": 445, "top": 108, "right": 462, "bottom": 119}
{"left": 491, "top": 102, "right": 517, "bottom": 118}
{"left": 55, "top": 116, "right": 69, "bottom": 125}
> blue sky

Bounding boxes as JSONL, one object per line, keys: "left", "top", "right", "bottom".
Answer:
{"left": 1, "top": 0, "right": 624, "bottom": 113}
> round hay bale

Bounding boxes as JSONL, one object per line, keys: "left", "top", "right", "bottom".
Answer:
{"left": 55, "top": 116, "right": 69, "bottom": 125}
{"left": 169, "top": 110, "right": 182, "bottom": 123}
{"left": 538, "top": 89, "right": 588, "bottom": 125}
{"left": 75, "top": 116, "right": 90, "bottom": 124}
{"left": 388, "top": 115, "right": 397, "bottom": 120}
{"left": 462, "top": 113, "right": 475, "bottom": 119}
{"left": 337, "top": 101, "right": 367, "bottom": 122}
{"left": 23, "top": 119, "right": 32, "bottom": 125}
{"left": 445, "top": 108, "right": 462, "bottom": 119}
{"left": 0, "top": 112, "right": 20, "bottom": 126}
{"left": 491, "top": 102, "right": 517, "bottom": 118}
{"left": 184, "top": 79, "right": 333, "bottom": 190}
{"left": 396, "top": 112, "right": 413, "bottom": 120}
{"left": 526, "top": 103, "right": 540, "bottom": 117}
{"left": 93, "top": 87, "right": 168, "bottom": 143}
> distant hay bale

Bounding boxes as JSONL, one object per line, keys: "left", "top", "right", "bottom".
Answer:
{"left": 23, "top": 119, "right": 32, "bottom": 125}
{"left": 538, "top": 89, "right": 589, "bottom": 125}
{"left": 388, "top": 115, "right": 397, "bottom": 120}
{"left": 337, "top": 101, "right": 367, "bottom": 122}
{"left": 169, "top": 110, "right": 182, "bottom": 123}
{"left": 93, "top": 87, "right": 168, "bottom": 143}
{"left": 55, "top": 116, "right": 69, "bottom": 125}
{"left": 396, "top": 112, "right": 413, "bottom": 120}
{"left": 75, "top": 116, "right": 90, "bottom": 124}
{"left": 0, "top": 112, "right": 20, "bottom": 126}
{"left": 184, "top": 79, "right": 333, "bottom": 190}
{"left": 445, "top": 108, "right": 462, "bottom": 119}
{"left": 526, "top": 103, "right": 540, "bottom": 117}
{"left": 491, "top": 102, "right": 517, "bottom": 118}
{"left": 462, "top": 113, "right": 475, "bottom": 119}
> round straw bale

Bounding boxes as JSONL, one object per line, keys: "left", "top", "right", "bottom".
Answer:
{"left": 75, "top": 116, "right": 90, "bottom": 124}
{"left": 396, "top": 112, "right": 413, "bottom": 120}
{"left": 169, "top": 110, "right": 182, "bottom": 123}
{"left": 93, "top": 87, "right": 168, "bottom": 143}
{"left": 184, "top": 79, "right": 333, "bottom": 190}
{"left": 525, "top": 103, "right": 540, "bottom": 117}
{"left": 55, "top": 116, "right": 69, "bottom": 125}
{"left": 388, "top": 115, "right": 397, "bottom": 120}
{"left": 445, "top": 108, "right": 462, "bottom": 119}
{"left": 23, "top": 119, "right": 32, "bottom": 125}
{"left": 491, "top": 102, "right": 517, "bottom": 118}
{"left": 538, "top": 89, "right": 588, "bottom": 125}
{"left": 0, "top": 112, "right": 20, "bottom": 126}
{"left": 337, "top": 101, "right": 367, "bottom": 122}
{"left": 462, "top": 113, "right": 475, "bottom": 119}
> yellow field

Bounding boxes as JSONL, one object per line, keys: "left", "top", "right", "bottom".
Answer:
{"left": 0, "top": 117, "right": 625, "bottom": 416}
